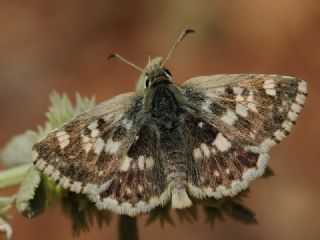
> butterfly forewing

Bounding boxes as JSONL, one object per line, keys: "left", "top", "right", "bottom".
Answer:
{"left": 181, "top": 74, "right": 307, "bottom": 197}
{"left": 33, "top": 92, "right": 144, "bottom": 194}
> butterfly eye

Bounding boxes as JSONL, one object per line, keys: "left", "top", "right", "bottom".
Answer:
{"left": 145, "top": 78, "right": 150, "bottom": 88}
{"left": 164, "top": 69, "right": 172, "bottom": 77}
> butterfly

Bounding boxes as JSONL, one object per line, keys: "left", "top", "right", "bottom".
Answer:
{"left": 32, "top": 29, "right": 307, "bottom": 216}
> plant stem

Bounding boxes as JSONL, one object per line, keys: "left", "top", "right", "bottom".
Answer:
{"left": 0, "top": 164, "right": 31, "bottom": 189}
{"left": 118, "top": 215, "right": 139, "bottom": 240}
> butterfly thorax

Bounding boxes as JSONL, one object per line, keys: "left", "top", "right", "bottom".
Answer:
{"left": 152, "top": 84, "right": 181, "bottom": 122}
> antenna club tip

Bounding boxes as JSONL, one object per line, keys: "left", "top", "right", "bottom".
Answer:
{"left": 107, "top": 53, "right": 118, "bottom": 60}
{"left": 184, "top": 29, "right": 195, "bottom": 34}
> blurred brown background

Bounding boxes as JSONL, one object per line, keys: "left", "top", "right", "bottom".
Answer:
{"left": 0, "top": 0, "right": 319, "bottom": 239}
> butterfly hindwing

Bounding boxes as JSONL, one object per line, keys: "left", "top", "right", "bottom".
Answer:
{"left": 183, "top": 114, "right": 268, "bottom": 198}
{"left": 181, "top": 74, "right": 307, "bottom": 198}
{"left": 90, "top": 124, "right": 169, "bottom": 215}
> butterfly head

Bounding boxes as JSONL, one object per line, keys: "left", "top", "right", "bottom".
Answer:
{"left": 107, "top": 29, "right": 194, "bottom": 91}
{"left": 144, "top": 65, "right": 172, "bottom": 89}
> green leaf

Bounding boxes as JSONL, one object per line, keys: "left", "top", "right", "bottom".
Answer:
{"left": 1, "top": 131, "right": 36, "bottom": 168}
{"left": 0, "top": 196, "right": 15, "bottom": 216}
{"left": 145, "top": 205, "right": 175, "bottom": 228}
{"left": 203, "top": 206, "right": 224, "bottom": 228}
{"left": 35, "top": 91, "right": 96, "bottom": 138}
{"left": 60, "top": 193, "right": 112, "bottom": 236}
{"left": 223, "top": 200, "right": 257, "bottom": 224}
{"left": 0, "top": 196, "right": 15, "bottom": 240}
{"left": 15, "top": 167, "right": 45, "bottom": 217}
{"left": 0, "top": 164, "right": 32, "bottom": 189}
{"left": 175, "top": 206, "right": 197, "bottom": 223}
{"left": 0, "top": 217, "right": 12, "bottom": 240}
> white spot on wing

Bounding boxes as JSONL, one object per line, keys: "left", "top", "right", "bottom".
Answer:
{"left": 83, "top": 183, "right": 98, "bottom": 195}
{"left": 236, "top": 95, "right": 245, "bottom": 102}
{"left": 200, "top": 143, "right": 210, "bottom": 158}
{"left": 298, "top": 81, "right": 307, "bottom": 93}
{"left": 247, "top": 102, "right": 258, "bottom": 112}
{"left": 88, "top": 121, "right": 98, "bottom": 131}
{"left": 60, "top": 177, "right": 71, "bottom": 188}
{"left": 126, "top": 187, "right": 132, "bottom": 194}
{"left": 291, "top": 103, "right": 302, "bottom": 113}
{"left": 233, "top": 87, "right": 244, "bottom": 95}
{"left": 295, "top": 94, "right": 306, "bottom": 104}
{"left": 70, "top": 181, "right": 82, "bottom": 193}
{"left": 91, "top": 129, "right": 100, "bottom": 138}
{"left": 263, "top": 79, "right": 275, "bottom": 89}
{"left": 56, "top": 131, "right": 67, "bottom": 137}
{"left": 35, "top": 159, "right": 47, "bottom": 170}
{"left": 274, "top": 130, "right": 286, "bottom": 141}
{"left": 288, "top": 111, "right": 298, "bottom": 121}
{"left": 221, "top": 110, "right": 238, "bottom": 126}
{"left": 84, "top": 143, "right": 92, "bottom": 153}
{"left": 94, "top": 138, "right": 105, "bottom": 154}
{"left": 51, "top": 169, "right": 61, "bottom": 181}
{"left": 193, "top": 148, "right": 203, "bottom": 160}
{"left": 120, "top": 156, "right": 133, "bottom": 171}
{"left": 105, "top": 139, "right": 121, "bottom": 154}
{"left": 236, "top": 103, "right": 249, "bottom": 117}
{"left": 145, "top": 157, "right": 154, "bottom": 169}
{"left": 260, "top": 138, "right": 276, "bottom": 152}
{"left": 213, "top": 133, "right": 231, "bottom": 152}
{"left": 56, "top": 131, "right": 70, "bottom": 149}
{"left": 44, "top": 165, "right": 54, "bottom": 175}
{"left": 266, "top": 89, "right": 276, "bottom": 96}
{"left": 60, "top": 139, "right": 70, "bottom": 149}
{"left": 138, "top": 156, "right": 145, "bottom": 170}
{"left": 282, "top": 121, "right": 293, "bottom": 132}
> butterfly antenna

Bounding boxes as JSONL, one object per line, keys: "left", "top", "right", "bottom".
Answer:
{"left": 161, "top": 29, "right": 195, "bottom": 67}
{"left": 107, "top": 53, "right": 144, "bottom": 72}
{"left": 148, "top": 54, "right": 151, "bottom": 69}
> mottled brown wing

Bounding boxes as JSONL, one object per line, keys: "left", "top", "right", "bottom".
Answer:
{"left": 181, "top": 74, "right": 307, "bottom": 198}
{"left": 90, "top": 124, "right": 169, "bottom": 216}
{"left": 33, "top": 92, "right": 169, "bottom": 215}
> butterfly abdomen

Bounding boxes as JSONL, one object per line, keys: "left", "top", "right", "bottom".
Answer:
{"left": 144, "top": 82, "right": 192, "bottom": 208}
{"left": 158, "top": 126, "right": 192, "bottom": 209}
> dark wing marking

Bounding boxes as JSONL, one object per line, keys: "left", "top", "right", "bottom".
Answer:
{"left": 180, "top": 74, "right": 307, "bottom": 198}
